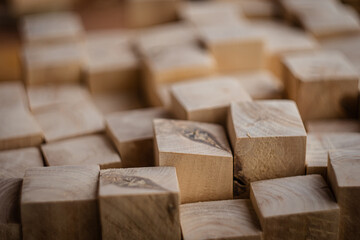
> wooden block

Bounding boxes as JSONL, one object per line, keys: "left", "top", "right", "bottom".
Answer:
{"left": 250, "top": 175, "right": 340, "bottom": 240}
{"left": 20, "top": 11, "right": 83, "bottom": 45}
{"left": 198, "top": 23, "right": 264, "bottom": 72}
{"left": 0, "top": 31, "right": 21, "bottom": 81}
{"left": 306, "top": 119, "right": 360, "bottom": 133}
{"left": 144, "top": 81, "right": 172, "bottom": 108}
{"left": 42, "top": 134, "right": 121, "bottom": 169}
{"left": 328, "top": 150, "right": 360, "bottom": 240}
{"left": 0, "top": 178, "right": 22, "bottom": 240}
{"left": 227, "top": 100, "right": 306, "bottom": 198}
{"left": 170, "top": 76, "right": 252, "bottom": 124}
{"left": 153, "top": 118, "right": 233, "bottom": 203}
{"left": 0, "top": 81, "right": 28, "bottom": 111}
{"left": 238, "top": 0, "right": 277, "bottom": 19}
{"left": 229, "top": 70, "right": 284, "bottom": 99}
{"left": 22, "top": 42, "right": 84, "bottom": 85}
{"left": 283, "top": 51, "right": 359, "bottom": 120}
{"left": 99, "top": 167, "right": 180, "bottom": 240}
{"left": 21, "top": 165, "right": 100, "bottom": 240}
{"left": 33, "top": 101, "right": 104, "bottom": 142}
{"left": 106, "top": 108, "right": 171, "bottom": 168}
{"left": 9, "top": 0, "right": 75, "bottom": 15}
{"left": 0, "top": 147, "right": 43, "bottom": 178}
{"left": 180, "top": 199, "right": 262, "bottom": 240}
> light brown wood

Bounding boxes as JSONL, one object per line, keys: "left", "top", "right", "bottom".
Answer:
{"left": 144, "top": 81, "right": 172, "bottom": 108}
{"left": 33, "top": 100, "right": 104, "bottom": 142}
{"left": 227, "top": 100, "right": 306, "bottom": 198}
{"left": 154, "top": 118, "right": 233, "bottom": 203}
{"left": 0, "top": 32, "right": 21, "bottom": 81}
{"left": 0, "top": 81, "right": 28, "bottom": 111}
{"left": 180, "top": 199, "right": 262, "bottom": 240}
{"left": 238, "top": 0, "right": 276, "bottom": 19}
{"left": 99, "top": 167, "right": 180, "bottom": 240}
{"left": 0, "top": 147, "right": 43, "bottom": 178}
{"left": 42, "top": 134, "right": 121, "bottom": 169}
{"left": 106, "top": 108, "right": 171, "bottom": 168}
{"left": 283, "top": 51, "right": 359, "bottom": 120}
{"left": 306, "top": 119, "right": 360, "bottom": 133}
{"left": 170, "top": 76, "right": 252, "bottom": 125}
{"left": 328, "top": 149, "right": 360, "bottom": 240}
{"left": 21, "top": 165, "right": 100, "bottom": 240}
{"left": 250, "top": 175, "right": 340, "bottom": 240}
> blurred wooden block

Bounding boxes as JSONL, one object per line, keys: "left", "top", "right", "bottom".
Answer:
{"left": 0, "top": 81, "right": 28, "bottom": 111}
{"left": 106, "top": 108, "right": 171, "bottom": 168}
{"left": 170, "top": 76, "right": 251, "bottom": 124}
{"left": 306, "top": 119, "right": 360, "bottom": 133}
{"left": 238, "top": 0, "right": 277, "bottom": 19}
{"left": 99, "top": 167, "right": 180, "bottom": 240}
{"left": 180, "top": 199, "right": 262, "bottom": 240}
{"left": 283, "top": 51, "right": 359, "bottom": 120}
{"left": 34, "top": 101, "right": 104, "bottom": 142}
{"left": 328, "top": 150, "right": 360, "bottom": 240}
{"left": 154, "top": 118, "right": 233, "bottom": 203}
{"left": 199, "top": 24, "right": 264, "bottom": 72}
{"left": 21, "top": 165, "right": 100, "bottom": 240}
{"left": 20, "top": 11, "right": 83, "bottom": 45}
{"left": 42, "top": 134, "right": 121, "bottom": 169}
{"left": 0, "top": 32, "right": 21, "bottom": 81}
{"left": 250, "top": 175, "right": 339, "bottom": 240}
{"left": 144, "top": 81, "right": 172, "bottom": 108}
{"left": 22, "top": 42, "right": 84, "bottom": 85}
{"left": 0, "top": 147, "right": 43, "bottom": 178}
{"left": 9, "top": 0, "right": 75, "bottom": 15}
{"left": 227, "top": 100, "right": 306, "bottom": 198}
{"left": 0, "top": 178, "right": 22, "bottom": 240}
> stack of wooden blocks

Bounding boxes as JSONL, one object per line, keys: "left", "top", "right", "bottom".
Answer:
{"left": 1, "top": 0, "right": 360, "bottom": 239}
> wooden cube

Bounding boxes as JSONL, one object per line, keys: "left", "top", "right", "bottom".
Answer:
{"left": 99, "top": 167, "right": 180, "bottom": 240}
{"left": 0, "top": 147, "right": 43, "bottom": 178}
{"left": 0, "top": 81, "right": 28, "bottom": 111}
{"left": 180, "top": 199, "right": 262, "bottom": 240}
{"left": 306, "top": 119, "right": 360, "bottom": 133}
{"left": 33, "top": 101, "right": 104, "bottom": 142}
{"left": 106, "top": 108, "right": 171, "bottom": 168}
{"left": 154, "top": 118, "right": 233, "bottom": 203}
{"left": 170, "top": 76, "right": 252, "bottom": 124}
{"left": 328, "top": 150, "right": 360, "bottom": 240}
{"left": 227, "top": 100, "right": 306, "bottom": 198}
{"left": 42, "top": 134, "right": 121, "bottom": 169}
{"left": 283, "top": 51, "right": 359, "bottom": 120}
{"left": 250, "top": 175, "right": 340, "bottom": 240}
{"left": 21, "top": 165, "right": 100, "bottom": 240}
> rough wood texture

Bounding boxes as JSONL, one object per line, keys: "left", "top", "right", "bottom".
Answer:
{"left": 170, "top": 76, "right": 252, "bottom": 124}
{"left": 227, "top": 100, "right": 306, "bottom": 198}
{"left": 0, "top": 147, "right": 43, "bottom": 178}
{"left": 306, "top": 119, "right": 360, "bottom": 133}
{"left": 180, "top": 199, "right": 262, "bottom": 240}
{"left": 250, "top": 175, "right": 340, "bottom": 240}
{"left": 106, "top": 108, "right": 171, "bottom": 168}
{"left": 34, "top": 101, "right": 104, "bottom": 142}
{"left": 99, "top": 167, "right": 180, "bottom": 240}
{"left": 21, "top": 165, "right": 100, "bottom": 240}
{"left": 283, "top": 51, "right": 359, "bottom": 120}
{"left": 42, "top": 134, "right": 121, "bottom": 169}
{"left": 328, "top": 150, "right": 360, "bottom": 240}
{"left": 0, "top": 82, "right": 28, "bottom": 111}
{"left": 154, "top": 118, "right": 233, "bottom": 203}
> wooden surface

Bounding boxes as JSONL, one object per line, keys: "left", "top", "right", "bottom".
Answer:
{"left": 0, "top": 31, "right": 21, "bottom": 81}
{"left": 238, "top": 0, "right": 276, "bottom": 19}
{"left": 42, "top": 134, "right": 121, "bottom": 169}
{"left": 21, "top": 165, "right": 100, "bottom": 240}
{"left": 10, "top": 0, "right": 74, "bottom": 15}
{"left": 180, "top": 199, "right": 262, "bottom": 240}
{"left": 99, "top": 167, "right": 180, "bottom": 240}
{"left": 250, "top": 175, "right": 340, "bottom": 240}
{"left": 306, "top": 119, "right": 360, "bottom": 133}
{"left": 0, "top": 82, "right": 28, "bottom": 111}
{"left": 154, "top": 118, "right": 233, "bottom": 203}
{"left": 228, "top": 100, "right": 306, "bottom": 198}
{"left": 106, "top": 107, "right": 171, "bottom": 168}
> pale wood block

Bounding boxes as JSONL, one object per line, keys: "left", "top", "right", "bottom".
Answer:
{"left": 99, "top": 167, "right": 180, "bottom": 240}
{"left": 328, "top": 150, "right": 360, "bottom": 240}
{"left": 9, "top": 0, "right": 75, "bottom": 15}
{"left": 106, "top": 108, "right": 171, "bottom": 168}
{"left": 21, "top": 165, "right": 100, "bottom": 240}
{"left": 250, "top": 175, "right": 340, "bottom": 240}
{"left": 199, "top": 23, "right": 264, "bottom": 72}
{"left": 0, "top": 147, "right": 43, "bottom": 178}
{"left": 0, "top": 81, "right": 28, "bottom": 111}
{"left": 306, "top": 119, "right": 360, "bottom": 133}
{"left": 0, "top": 31, "right": 21, "bottom": 81}
{"left": 238, "top": 0, "right": 276, "bottom": 19}
{"left": 180, "top": 199, "right": 262, "bottom": 240}
{"left": 154, "top": 118, "right": 233, "bottom": 203}
{"left": 42, "top": 134, "right": 121, "bottom": 169}
{"left": 21, "top": 11, "right": 83, "bottom": 45}
{"left": 33, "top": 101, "right": 104, "bottom": 142}
{"left": 0, "top": 178, "right": 22, "bottom": 240}
{"left": 283, "top": 51, "right": 359, "bottom": 120}
{"left": 227, "top": 100, "right": 306, "bottom": 198}
{"left": 170, "top": 76, "right": 252, "bottom": 124}
{"left": 22, "top": 42, "right": 84, "bottom": 85}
